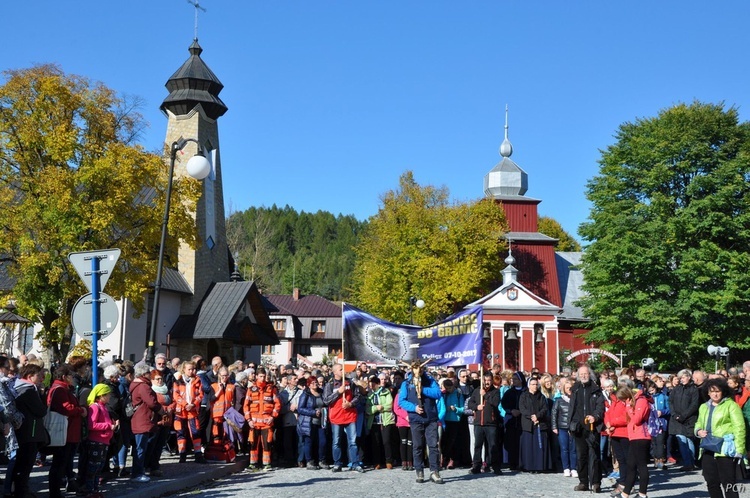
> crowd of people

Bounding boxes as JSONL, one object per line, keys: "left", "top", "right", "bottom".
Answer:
{"left": 0, "top": 352, "right": 749, "bottom": 498}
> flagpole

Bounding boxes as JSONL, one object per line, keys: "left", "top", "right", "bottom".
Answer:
{"left": 341, "top": 302, "right": 345, "bottom": 365}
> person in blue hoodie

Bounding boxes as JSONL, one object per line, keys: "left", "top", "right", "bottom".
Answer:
{"left": 440, "top": 379, "right": 464, "bottom": 469}
{"left": 648, "top": 377, "right": 670, "bottom": 469}
{"left": 399, "top": 361, "right": 443, "bottom": 484}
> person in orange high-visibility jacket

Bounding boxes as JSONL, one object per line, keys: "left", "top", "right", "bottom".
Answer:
{"left": 243, "top": 367, "right": 280, "bottom": 470}
{"left": 209, "top": 367, "right": 235, "bottom": 443}
{"left": 173, "top": 361, "right": 206, "bottom": 463}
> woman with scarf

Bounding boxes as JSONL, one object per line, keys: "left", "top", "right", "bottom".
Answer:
{"left": 519, "top": 377, "right": 551, "bottom": 472}
{"left": 501, "top": 371, "right": 526, "bottom": 470}
{"left": 129, "top": 363, "right": 161, "bottom": 483}
{"left": 145, "top": 368, "right": 174, "bottom": 477}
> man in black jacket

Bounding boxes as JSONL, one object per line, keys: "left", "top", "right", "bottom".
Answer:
{"left": 457, "top": 368, "right": 475, "bottom": 467}
{"left": 669, "top": 369, "right": 700, "bottom": 471}
{"left": 568, "top": 365, "right": 605, "bottom": 493}
{"left": 467, "top": 371, "right": 502, "bottom": 475}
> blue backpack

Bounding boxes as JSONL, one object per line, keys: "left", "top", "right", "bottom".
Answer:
{"left": 646, "top": 403, "right": 664, "bottom": 437}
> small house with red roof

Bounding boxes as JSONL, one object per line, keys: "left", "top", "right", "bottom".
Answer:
{"left": 261, "top": 288, "right": 342, "bottom": 366}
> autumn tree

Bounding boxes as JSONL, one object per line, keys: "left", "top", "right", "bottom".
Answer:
{"left": 0, "top": 65, "right": 202, "bottom": 361}
{"left": 351, "top": 171, "right": 509, "bottom": 325}
{"left": 538, "top": 216, "right": 581, "bottom": 251}
{"left": 578, "top": 102, "right": 750, "bottom": 368}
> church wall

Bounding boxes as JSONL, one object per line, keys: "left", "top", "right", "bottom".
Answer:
{"left": 511, "top": 245, "right": 562, "bottom": 307}
{"left": 499, "top": 200, "right": 540, "bottom": 232}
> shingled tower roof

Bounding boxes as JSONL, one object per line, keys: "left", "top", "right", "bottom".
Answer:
{"left": 160, "top": 39, "right": 228, "bottom": 120}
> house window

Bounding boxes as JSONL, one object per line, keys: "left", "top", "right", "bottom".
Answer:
{"left": 262, "top": 345, "right": 275, "bottom": 355}
{"left": 311, "top": 320, "right": 326, "bottom": 338}
{"left": 272, "top": 319, "right": 285, "bottom": 332}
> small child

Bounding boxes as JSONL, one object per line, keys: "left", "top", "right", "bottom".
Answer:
{"left": 80, "top": 384, "right": 119, "bottom": 498}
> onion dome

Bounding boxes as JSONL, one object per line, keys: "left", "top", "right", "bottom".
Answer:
{"left": 484, "top": 105, "right": 528, "bottom": 198}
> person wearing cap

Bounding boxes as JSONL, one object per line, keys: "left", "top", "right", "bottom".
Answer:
{"left": 366, "top": 375, "right": 396, "bottom": 469}
{"left": 79, "top": 384, "right": 118, "bottom": 496}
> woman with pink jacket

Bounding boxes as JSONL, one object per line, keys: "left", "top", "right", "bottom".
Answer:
{"left": 392, "top": 372, "right": 413, "bottom": 470}
{"left": 613, "top": 387, "right": 651, "bottom": 498}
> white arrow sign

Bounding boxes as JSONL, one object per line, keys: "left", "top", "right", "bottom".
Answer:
{"left": 68, "top": 249, "right": 121, "bottom": 293}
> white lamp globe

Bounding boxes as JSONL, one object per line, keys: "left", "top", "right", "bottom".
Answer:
{"left": 415, "top": 299, "right": 425, "bottom": 309}
{"left": 186, "top": 153, "right": 211, "bottom": 180}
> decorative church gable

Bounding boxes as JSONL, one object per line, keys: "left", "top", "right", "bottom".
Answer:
{"left": 469, "top": 281, "right": 560, "bottom": 314}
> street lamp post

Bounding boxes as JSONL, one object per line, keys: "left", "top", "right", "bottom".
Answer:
{"left": 146, "top": 137, "right": 211, "bottom": 366}
{"left": 642, "top": 357, "right": 655, "bottom": 374}
{"left": 408, "top": 296, "right": 425, "bottom": 325}
{"left": 707, "top": 345, "right": 730, "bottom": 373}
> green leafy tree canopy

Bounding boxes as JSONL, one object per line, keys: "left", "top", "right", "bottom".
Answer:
{"left": 578, "top": 101, "right": 750, "bottom": 368}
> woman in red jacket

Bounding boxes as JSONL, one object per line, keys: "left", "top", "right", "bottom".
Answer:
{"left": 604, "top": 384, "right": 630, "bottom": 496}
{"left": 47, "top": 364, "right": 86, "bottom": 498}
{"left": 129, "top": 363, "right": 162, "bottom": 483}
{"left": 614, "top": 387, "right": 652, "bottom": 498}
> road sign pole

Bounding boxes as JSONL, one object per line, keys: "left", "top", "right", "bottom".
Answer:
{"left": 91, "top": 256, "right": 101, "bottom": 386}
{"left": 69, "top": 249, "right": 120, "bottom": 380}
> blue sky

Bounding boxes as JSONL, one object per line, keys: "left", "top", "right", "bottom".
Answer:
{"left": 4, "top": 2, "right": 750, "bottom": 241}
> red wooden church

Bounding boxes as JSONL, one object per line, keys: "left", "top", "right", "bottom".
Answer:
{"left": 469, "top": 111, "right": 589, "bottom": 374}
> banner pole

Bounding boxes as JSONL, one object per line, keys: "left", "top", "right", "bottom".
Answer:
{"left": 341, "top": 302, "right": 345, "bottom": 364}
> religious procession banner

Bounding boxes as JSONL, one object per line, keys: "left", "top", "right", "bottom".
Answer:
{"left": 342, "top": 303, "right": 483, "bottom": 367}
